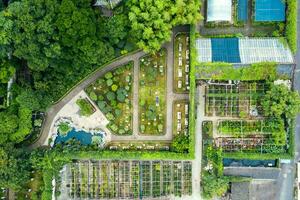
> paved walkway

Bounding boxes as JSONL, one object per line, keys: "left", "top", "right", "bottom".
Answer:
{"left": 192, "top": 85, "right": 205, "bottom": 199}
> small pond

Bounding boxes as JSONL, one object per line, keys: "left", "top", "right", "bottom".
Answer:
{"left": 223, "top": 158, "right": 276, "bottom": 167}
{"left": 54, "top": 128, "right": 104, "bottom": 146}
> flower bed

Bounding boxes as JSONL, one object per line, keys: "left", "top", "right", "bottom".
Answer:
{"left": 139, "top": 50, "right": 167, "bottom": 135}
{"left": 86, "top": 63, "right": 133, "bottom": 135}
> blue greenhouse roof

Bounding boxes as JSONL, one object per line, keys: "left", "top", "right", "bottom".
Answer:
{"left": 255, "top": 0, "right": 285, "bottom": 21}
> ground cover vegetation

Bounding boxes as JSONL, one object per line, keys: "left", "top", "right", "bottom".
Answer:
{"left": 139, "top": 50, "right": 167, "bottom": 135}
{"left": 171, "top": 101, "right": 190, "bottom": 153}
{"left": 196, "top": 62, "right": 285, "bottom": 81}
{"left": 174, "top": 33, "right": 190, "bottom": 93}
{"left": 86, "top": 63, "right": 133, "bottom": 135}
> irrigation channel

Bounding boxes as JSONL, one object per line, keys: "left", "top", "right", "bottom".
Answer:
{"left": 58, "top": 160, "right": 192, "bottom": 200}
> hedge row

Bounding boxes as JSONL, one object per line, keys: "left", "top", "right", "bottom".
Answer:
{"left": 286, "top": 0, "right": 298, "bottom": 53}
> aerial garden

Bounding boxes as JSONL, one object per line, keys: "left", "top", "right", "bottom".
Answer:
{"left": 139, "top": 49, "right": 167, "bottom": 135}
{"left": 64, "top": 160, "right": 192, "bottom": 199}
{"left": 174, "top": 33, "right": 190, "bottom": 93}
{"left": 86, "top": 62, "right": 133, "bottom": 135}
{"left": 0, "top": 0, "right": 203, "bottom": 199}
{"left": 199, "top": 62, "right": 300, "bottom": 199}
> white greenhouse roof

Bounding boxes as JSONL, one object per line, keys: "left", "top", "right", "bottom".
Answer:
{"left": 238, "top": 38, "right": 293, "bottom": 64}
{"left": 207, "top": 0, "right": 232, "bottom": 22}
{"left": 195, "top": 38, "right": 294, "bottom": 64}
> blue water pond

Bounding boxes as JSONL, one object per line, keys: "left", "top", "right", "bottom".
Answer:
{"left": 54, "top": 128, "right": 103, "bottom": 145}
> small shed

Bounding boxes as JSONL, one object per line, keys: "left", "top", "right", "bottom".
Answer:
{"left": 207, "top": 0, "right": 232, "bottom": 22}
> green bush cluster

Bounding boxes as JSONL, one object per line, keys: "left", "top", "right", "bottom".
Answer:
{"left": 285, "top": 0, "right": 297, "bottom": 53}
{"left": 86, "top": 63, "right": 133, "bottom": 135}
{"left": 197, "top": 62, "right": 280, "bottom": 81}
{"left": 76, "top": 98, "right": 94, "bottom": 117}
{"left": 58, "top": 122, "right": 71, "bottom": 135}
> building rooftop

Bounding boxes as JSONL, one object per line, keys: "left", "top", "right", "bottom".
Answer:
{"left": 196, "top": 38, "right": 294, "bottom": 64}
{"left": 231, "top": 180, "right": 277, "bottom": 200}
{"left": 255, "top": 0, "right": 285, "bottom": 21}
{"left": 206, "top": 0, "right": 232, "bottom": 22}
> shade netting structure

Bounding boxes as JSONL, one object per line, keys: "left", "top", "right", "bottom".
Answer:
{"left": 196, "top": 38, "right": 294, "bottom": 64}
{"left": 207, "top": 0, "right": 232, "bottom": 22}
{"left": 238, "top": 0, "right": 248, "bottom": 21}
{"left": 255, "top": 0, "right": 285, "bottom": 21}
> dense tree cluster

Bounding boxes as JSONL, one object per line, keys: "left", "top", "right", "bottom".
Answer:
{"left": 127, "top": 0, "right": 201, "bottom": 52}
{"left": 262, "top": 84, "right": 300, "bottom": 119}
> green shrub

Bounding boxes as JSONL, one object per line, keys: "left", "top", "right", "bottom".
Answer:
{"left": 58, "top": 122, "right": 71, "bottom": 135}
{"left": 111, "top": 84, "right": 118, "bottom": 91}
{"left": 106, "top": 79, "right": 113, "bottom": 86}
{"left": 76, "top": 99, "right": 94, "bottom": 116}
{"left": 89, "top": 91, "right": 97, "bottom": 101}
{"left": 171, "top": 134, "right": 189, "bottom": 153}
{"left": 285, "top": 0, "right": 297, "bottom": 53}
{"left": 105, "top": 72, "right": 113, "bottom": 79}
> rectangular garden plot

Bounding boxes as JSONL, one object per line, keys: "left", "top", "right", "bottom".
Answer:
{"left": 205, "top": 82, "right": 266, "bottom": 117}
{"left": 59, "top": 160, "right": 193, "bottom": 199}
{"left": 174, "top": 33, "right": 190, "bottom": 93}
{"left": 139, "top": 50, "right": 167, "bottom": 135}
{"left": 173, "top": 100, "right": 189, "bottom": 135}
{"left": 85, "top": 62, "right": 133, "bottom": 135}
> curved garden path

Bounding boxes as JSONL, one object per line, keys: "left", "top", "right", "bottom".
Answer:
{"left": 30, "top": 26, "right": 190, "bottom": 149}
{"left": 29, "top": 50, "right": 146, "bottom": 149}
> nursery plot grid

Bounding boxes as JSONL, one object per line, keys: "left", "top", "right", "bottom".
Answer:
{"left": 204, "top": 82, "right": 266, "bottom": 117}
{"left": 61, "top": 160, "right": 192, "bottom": 200}
{"left": 215, "top": 137, "right": 283, "bottom": 153}
{"left": 218, "top": 120, "right": 273, "bottom": 135}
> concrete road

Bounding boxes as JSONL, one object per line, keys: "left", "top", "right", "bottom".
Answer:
{"left": 278, "top": 1, "right": 300, "bottom": 199}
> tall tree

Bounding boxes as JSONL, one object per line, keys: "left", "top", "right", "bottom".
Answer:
{"left": 126, "top": 0, "right": 201, "bottom": 52}
{"left": 0, "top": 145, "right": 31, "bottom": 190}
{"left": 262, "top": 84, "right": 300, "bottom": 119}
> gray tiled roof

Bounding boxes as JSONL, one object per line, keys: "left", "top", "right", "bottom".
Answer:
{"left": 224, "top": 167, "right": 280, "bottom": 180}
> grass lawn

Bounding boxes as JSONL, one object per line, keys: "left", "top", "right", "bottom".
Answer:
{"left": 173, "top": 100, "right": 189, "bottom": 135}
{"left": 86, "top": 62, "right": 133, "bottom": 135}
{"left": 174, "top": 33, "right": 190, "bottom": 93}
{"left": 139, "top": 49, "right": 167, "bottom": 135}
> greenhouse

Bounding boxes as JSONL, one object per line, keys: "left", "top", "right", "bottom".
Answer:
{"left": 255, "top": 0, "right": 285, "bottom": 21}
{"left": 195, "top": 38, "right": 294, "bottom": 64}
{"left": 206, "top": 0, "right": 232, "bottom": 22}
{"left": 237, "top": 0, "right": 248, "bottom": 21}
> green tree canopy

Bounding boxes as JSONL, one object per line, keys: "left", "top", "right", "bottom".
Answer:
{"left": 0, "top": 145, "right": 31, "bottom": 190}
{"left": 16, "top": 89, "right": 41, "bottom": 111}
{"left": 262, "top": 84, "right": 300, "bottom": 119}
{"left": 126, "top": 0, "right": 201, "bottom": 53}
{"left": 0, "top": 112, "right": 18, "bottom": 144}
{"left": 171, "top": 134, "right": 189, "bottom": 153}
